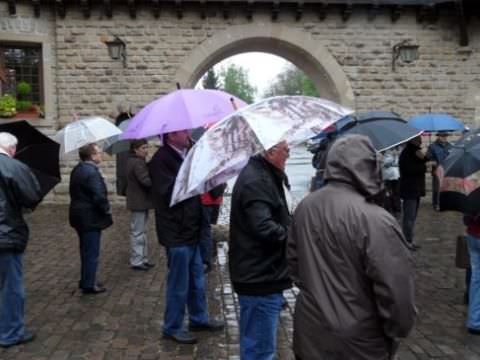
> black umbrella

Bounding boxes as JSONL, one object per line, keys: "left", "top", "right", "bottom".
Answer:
{"left": 0, "top": 120, "right": 61, "bottom": 197}
{"left": 439, "top": 129, "right": 480, "bottom": 213}
{"left": 340, "top": 111, "right": 423, "bottom": 152}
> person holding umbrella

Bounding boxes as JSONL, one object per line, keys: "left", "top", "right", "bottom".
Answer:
{"left": 69, "top": 143, "right": 113, "bottom": 295}
{"left": 0, "top": 132, "right": 43, "bottom": 348}
{"left": 427, "top": 132, "right": 452, "bottom": 211}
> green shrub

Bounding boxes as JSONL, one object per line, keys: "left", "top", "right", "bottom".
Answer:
{"left": 16, "top": 81, "right": 32, "bottom": 97}
{"left": 16, "top": 100, "right": 32, "bottom": 111}
{"left": 0, "top": 95, "right": 17, "bottom": 118}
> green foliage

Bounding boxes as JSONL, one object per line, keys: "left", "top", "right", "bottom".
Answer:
{"left": 219, "top": 64, "right": 256, "bottom": 104}
{"left": 262, "top": 64, "right": 319, "bottom": 98}
{"left": 17, "top": 100, "right": 33, "bottom": 111}
{"left": 202, "top": 68, "right": 220, "bottom": 90}
{"left": 16, "top": 81, "right": 32, "bottom": 98}
{"left": 0, "top": 95, "right": 17, "bottom": 118}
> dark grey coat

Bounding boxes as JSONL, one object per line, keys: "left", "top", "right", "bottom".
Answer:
{"left": 126, "top": 154, "right": 153, "bottom": 211}
{"left": 288, "top": 135, "right": 416, "bottom": 360}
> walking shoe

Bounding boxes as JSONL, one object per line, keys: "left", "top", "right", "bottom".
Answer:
{"left": 143, "top": 262, "right": 155, "bottom": 268}
{"left": 131, "top": 264, "right": 149, "bottom": 271}
{"left": 189, "top": 319, "right": 225, "bottom": 332}
{"left": 0, "top": 330, "right": 35, "bottom": 348}
{"left": 82, "top": 285, "right": 107, "bottom": 294}
{"left": 162, "top": 331, "right": 197, "bottom": 344}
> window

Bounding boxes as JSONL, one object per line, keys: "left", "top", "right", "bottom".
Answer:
{"left": 0, "top": 43, "right": 43, "bottom": 108}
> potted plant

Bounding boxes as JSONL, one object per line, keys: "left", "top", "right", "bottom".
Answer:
{"left": 16, "top": 81, "right": 33, "bottom": 112}
{"left": 0, "top": 95, "right": 16, "bottom": 118}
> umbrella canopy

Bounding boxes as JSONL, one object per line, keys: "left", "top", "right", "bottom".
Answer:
{"left": 53, "top": 116, "right": 122, "bottom": 154}
{"left": 0, "top": 120, "right": 60, "bottom": 197}
{"left": 103, "top": 119, "right": 131, "bottom": 155}
{"left": 408, "top": 113, "right": 465, "bottom": 133}
{"left": 121, "top": 89, "right": 248, "bottom": 139}
{"left": 340, "top": 111, "right": 423, "bottom": 151}
{"left": 171, "top": 96, "right": 353, "bottom": 206}
{"left": 438, "top": 129, "right": 480, "bottom": 213}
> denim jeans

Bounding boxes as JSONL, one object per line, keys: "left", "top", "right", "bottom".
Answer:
{"left": 199, "top": 206, "right": 213, "bottom": 269}
{"left": 163, "top": 244, "right": 209, "bottom": 335}
{"left": 467, "top": 235, "right": 480, "bottom": 330}
{"left": 402, "top": 198, "right": 420, "bottom": 244}
{"left": 0, "top": 253, "right": 25, "bottom": 346}
{"left": 238, "top": 293, "right": 284, "bottom": 360}
{"left": 78, "top": 230, "right": 101, "bottom": 289}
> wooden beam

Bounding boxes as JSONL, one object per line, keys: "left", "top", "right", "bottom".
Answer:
{"left": 456, "top": 0, "right": 469, "bottom": 46}
{"left": 341, "top": 4, "right": 352, "bottom": 22}
{"left": 271, "top": 1, "right": 280, "bottom": 21}
{"left": 246, "top": 0, "right": 253, "bottom": 20}
{"left": 80, "top": 0, "right": 91, "bottom": 18}
{"left": 175, "top": 0, "right": 183, "bottom": 19}
{"left": 318, "top": 3, "right": 327, "bottom": 21}
{"left": 32, "top": 0, "right": 40, "bottom": 17}
{"left": 417, "top": 5, "right": 438, "bottom": 23}
{"left": 222, "top": 1, "right": 230, "bottom": 19}
{"left": 368, "top": 4, "right": 379, "bottom": 21}
{"left": 151, "top": 0, "right": 160, "bottom": 18}
{"left": 391, "top": 5, "right": 402, "bottom": 22}
{"left": 296, "top": 2, "right": 304, "bottom": 21}
{"left": 199, "top": 0, "right": 207, "bottom": 19}
{"left": 7, "top": 0, "right": 16, "bottom": 16}
{"left": 103, "top": 0, "right": 112, "bottom": 18}
{"left": 56, "top": 0, "right": 66, "bottom": 18}
{"left": 128, "top": 0, "right": 137, "bottom": 19}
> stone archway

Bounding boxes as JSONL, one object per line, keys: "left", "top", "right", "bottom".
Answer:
{"left": 175, "top": 23, "right": 355, "bottom": 108}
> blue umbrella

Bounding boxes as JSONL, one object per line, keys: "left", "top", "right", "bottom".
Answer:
{"left": 408, "top": 113, "right": 465, "bottom": 133}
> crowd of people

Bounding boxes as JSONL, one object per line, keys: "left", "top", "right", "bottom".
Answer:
{"left": 0, "top": 118, "right": 475, "bottom": 359}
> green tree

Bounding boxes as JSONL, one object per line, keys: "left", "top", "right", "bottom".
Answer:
{"left": 202, "top": 68, "right": 220, "bottom": 90}
{"left": 263, "top": 64, "right": 319, "bottom": 98}
{"left": 219, "top": 64, "right": 256, "bottom": 104}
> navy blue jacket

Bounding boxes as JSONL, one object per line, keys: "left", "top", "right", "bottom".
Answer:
{"left": 0, "top": 153, "right": 42, "bottom": 253}
{"left": 69, "top": 162, "right": 113, "bottom": 232}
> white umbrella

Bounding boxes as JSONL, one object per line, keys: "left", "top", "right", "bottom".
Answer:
{"left": 53, "top": 116, "right": 122, "bottom": 154}
{"left": 171, "top": 96, "right": 353, "bottom": 206}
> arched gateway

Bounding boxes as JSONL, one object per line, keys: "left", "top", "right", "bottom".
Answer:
{"left": 175, "top": 23, "right": 355, "bottom": 108}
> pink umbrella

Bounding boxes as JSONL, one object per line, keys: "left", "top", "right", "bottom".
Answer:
{"left": 121, "top": 89, "right": 248, "bottom": 139}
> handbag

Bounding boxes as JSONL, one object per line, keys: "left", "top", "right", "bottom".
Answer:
{"left": 455, "top": 235, "right": 471, "bottom": 269}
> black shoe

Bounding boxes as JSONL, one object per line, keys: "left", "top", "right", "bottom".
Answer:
{"left": 468, "top": 328, "right": 480, "bottom": 335}
{"left": 189, "top": 319, "right": 225, "bottom": 332}
{"left": 162, "top": 331, "right": 197, "bottom": 344}
{"left": 0, "top": 331, "right": 35, "bottom": 348}
{"left": 82, "top": 286, "right": 107, "bottom": 294}
{"left": 131, "top": 264, "right": 150, "bottom": 271}
{"left": 79, "top": 281, "right": 104, "bottom": 289}
{"left": 143, "top": 262, "right": 155, "bottom": 268}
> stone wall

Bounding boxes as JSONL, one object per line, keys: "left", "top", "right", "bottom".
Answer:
{"left": 1, "top": 3, "right": 480, "bottom": 203}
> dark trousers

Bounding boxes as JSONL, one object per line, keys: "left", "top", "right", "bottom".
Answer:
{"left": 78, "top": 230, "right": 101, "bottom": 289}
{"left": 199, "top": 206, "right": 214, "bottom": 270}
{"left": 432, "top": 175, "right": 439, "bottom": 208}
{"left": 402, "top": 197, "right": 420, "bottom": 244}
{"left": 384, "top": 180, "right": 401, "bottom": 215}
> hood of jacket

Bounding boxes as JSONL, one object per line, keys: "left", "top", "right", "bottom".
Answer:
{"left": 324, "top": 134, "right": 383, "bottom": 197}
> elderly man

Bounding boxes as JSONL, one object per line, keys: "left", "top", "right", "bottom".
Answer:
{"left": 0, "top": 132, "right": 42, "bottom": 348}
{"left": 148, "top": 129, "right": 224, "bottom": 345}
{"left": 229, "top": 141, "right": 292, "bottom": 360}
{"left": 288, "top": 135, "right": 416, "bottom": 360}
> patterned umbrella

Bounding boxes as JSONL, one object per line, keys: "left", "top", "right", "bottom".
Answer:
{"left": 170, "top": 96, "right": 353, "bottom": 206}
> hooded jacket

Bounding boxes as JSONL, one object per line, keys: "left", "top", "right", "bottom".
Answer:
{"left": 287, "top": 135, "right": 416, "bottom": 360}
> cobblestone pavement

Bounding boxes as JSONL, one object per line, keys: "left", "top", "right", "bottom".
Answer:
{"left": 1, "top": 199, "right": 480, "bottom": 359}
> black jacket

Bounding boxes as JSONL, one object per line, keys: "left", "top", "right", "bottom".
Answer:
{"left": 148, "top": 144, "right": 203, "bottom": 247}
{"left": 0, "top": 154, "right": 42, "bottom": 253}
{"left": 69, "top": 162, "right": 113, "bottom": 232}
{"left": 229, "top": 155, "right": 292, "bottom": 295}
{"left": 399, "top": 143, "right": 428, "bottom": 199}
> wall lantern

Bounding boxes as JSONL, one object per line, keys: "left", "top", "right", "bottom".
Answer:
{"left": 106, "top": 36, "right": 127, "bottom": 67}
{"left": 392, "top": 40, "right": 419, "bottom": 72}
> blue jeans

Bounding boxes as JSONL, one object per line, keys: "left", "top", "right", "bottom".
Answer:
{"left": 163, "top": 244, "right": 209, "bottom": 335}
{"left": 238, "top": 293, "right": 284, "bottom": 360}
{"left": 402, "top": 198, "right": 420, "bottom": 244}
{"left": 0, "top": 253, "right": 25, "bottom": 346}
{"left": 78, "top": 231, "right": 101, "bottom": 289}
{"left": 199, "top": 206, "right": 213, "bottom": 269}
{"left": 467, "top": 235, "right": 480, "bottom": 330}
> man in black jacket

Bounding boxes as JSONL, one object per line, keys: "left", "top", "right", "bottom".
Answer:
{"left": 148, "top": 130, "right": 224, "bottom": 345}
{"left": 229, "top": 141, "right": 292, "bottom": 360}
{"left": 69, "top": 143, "right": 112, "bottom": 295}
{"left": 0, "top": 132, "right": 42, "bottom": 348}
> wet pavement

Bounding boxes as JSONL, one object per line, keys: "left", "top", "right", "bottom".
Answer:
{"left": 2, "top": 146, "right": 480, "bottom": 359}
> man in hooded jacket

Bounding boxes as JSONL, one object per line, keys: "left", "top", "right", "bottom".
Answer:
{"left": 287, "top": 134, "right": 416, "bottom": 360}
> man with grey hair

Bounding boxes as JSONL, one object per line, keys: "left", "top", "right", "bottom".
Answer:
{"left": 0, "top": 132, "right": 42, "bottom": 348}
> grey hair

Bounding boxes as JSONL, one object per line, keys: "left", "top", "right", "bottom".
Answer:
{"left": 0, "top": 132, "right": 18, "bottom": 150}
{"left": 117, "top": 101, "right": 132, "bottom": 114}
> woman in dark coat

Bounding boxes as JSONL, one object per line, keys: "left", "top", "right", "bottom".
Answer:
{"left": 69, "top": 143, "right": 112, "bottom": 294}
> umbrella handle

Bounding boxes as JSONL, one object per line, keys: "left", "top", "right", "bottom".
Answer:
{"left": 230, "top": 97, "right": 238, "bottom": 110}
